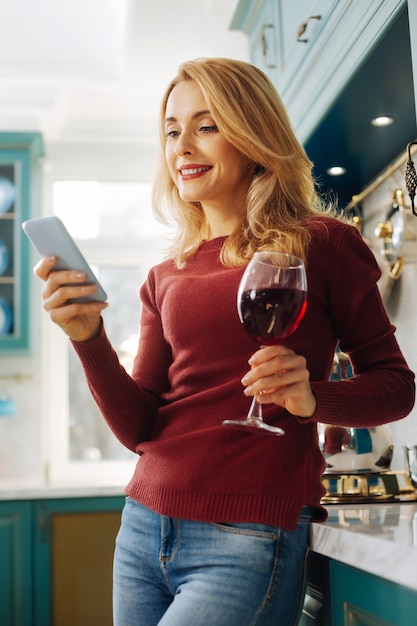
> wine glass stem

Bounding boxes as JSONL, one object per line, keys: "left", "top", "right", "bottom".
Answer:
{"left": 247, "top": 343, "right": 267, "bottom": 422}
{"left": 248, "top": 396, "right": 263, "bottom": 421}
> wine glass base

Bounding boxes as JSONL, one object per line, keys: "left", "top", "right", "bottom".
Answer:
{"left": 222, "top": 419, "right": 284, "bottom": 436}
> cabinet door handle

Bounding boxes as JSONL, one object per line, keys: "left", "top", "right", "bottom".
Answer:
{"left": 302, "top": 592, "right": 323, "bottom": 619}
{"left": 297, "top": 15, "right": 321, "bottom": 43}
{"left": 261, "top": 24, "right": 276, "bottom": 68}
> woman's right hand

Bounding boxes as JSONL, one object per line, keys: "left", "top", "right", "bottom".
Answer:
{"left": 34, "top": 256, "right": 108, "bottom": 342}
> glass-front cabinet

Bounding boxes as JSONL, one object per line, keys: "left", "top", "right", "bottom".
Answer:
{"left": 0, "top": 132, "right": 43, "bottom": 352}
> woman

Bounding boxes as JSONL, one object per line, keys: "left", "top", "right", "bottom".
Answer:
{"left": 35, "top": 58, "right": 415, "bottom": 625}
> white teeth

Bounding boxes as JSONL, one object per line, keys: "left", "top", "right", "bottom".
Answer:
{"left": 181, "top": 167, "right": 210, "bottom": 175}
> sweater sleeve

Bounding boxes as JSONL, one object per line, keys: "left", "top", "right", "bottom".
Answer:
{"left": 307, "top": 224, "right": 415, "bottom": 427}
{"left": 71, "top": 269, "right": 170, "bottom": 452}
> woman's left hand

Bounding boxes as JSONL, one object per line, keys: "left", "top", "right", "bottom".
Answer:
{"left": 241, "top": 345, "right": 316, "bottom": 418}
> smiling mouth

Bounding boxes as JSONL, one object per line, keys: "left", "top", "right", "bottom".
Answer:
{"left": 180, "top": 166, "right": 211, "bottom": 176}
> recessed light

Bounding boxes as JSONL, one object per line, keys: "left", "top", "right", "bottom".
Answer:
{"left": 327, "top": 166, "right": 346, "bottom": 176}
{"left": 371, "top": 116, "right": 394, "bottom": 127}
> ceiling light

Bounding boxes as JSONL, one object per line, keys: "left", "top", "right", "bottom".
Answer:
{"left": 371, "top": 116, "right": 394, "bottom": 127}
{"left": 327, "top": 166, "right": 346, "bottom": 176}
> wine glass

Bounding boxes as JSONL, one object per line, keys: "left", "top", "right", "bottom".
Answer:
{"left": 223, "top": 251, "right": 307, "bottom": 435}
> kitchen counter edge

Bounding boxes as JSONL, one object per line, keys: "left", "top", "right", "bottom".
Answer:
{"left": 311, "top": 502, "right": 417, "bottom": 592}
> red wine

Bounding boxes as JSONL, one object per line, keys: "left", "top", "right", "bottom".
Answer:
{"left": 239, "top": 287, "right": 307, "bottom": 345}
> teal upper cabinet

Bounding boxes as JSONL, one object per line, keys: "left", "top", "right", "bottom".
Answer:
{"left": 231, "top": 0, "right": 280, "bottom": 86}
{"left": 275, "top": 0, "right": 336, "bottom": 95}
{"left": 0, "top": 132, "right": 43, "bottom": 353}
{"left": 230, "top": 0, "right": 406, "bottom": 142}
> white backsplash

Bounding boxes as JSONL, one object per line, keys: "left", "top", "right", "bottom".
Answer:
{"left": 360, "top": 155, "right": 417, "bottom": 470}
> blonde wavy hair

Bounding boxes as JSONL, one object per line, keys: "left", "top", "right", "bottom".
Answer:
{"left": 152, "top": 57, "right": 330, "bottom": 268}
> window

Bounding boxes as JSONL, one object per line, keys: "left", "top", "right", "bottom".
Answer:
{"left": 45, "top": 180, "right": 170, "bottom": 483}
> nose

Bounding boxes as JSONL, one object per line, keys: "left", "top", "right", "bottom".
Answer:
{"left": 175, "top": 130, "right": 193, "bottom": 156}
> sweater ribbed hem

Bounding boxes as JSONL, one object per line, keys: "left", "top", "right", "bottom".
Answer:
{"left": 125, "top": 480, "right": 323, "bottom": 531}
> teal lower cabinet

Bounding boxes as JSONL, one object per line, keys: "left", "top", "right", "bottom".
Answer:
{"left": 299, "top": 553, "right": 417, "bottom": 626}
{"left": 0, "top": 501, "right": 33, "bottom": 626}
{"left": 331, "top": 561, "right": 417, "bottom": 626}
{"left": 0, "top": 495, "right": 124, "bottom": 626}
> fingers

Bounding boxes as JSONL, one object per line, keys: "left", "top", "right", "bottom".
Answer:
{"left": 242, "top": 346, "right": 298, "bottom": 388}
{"left": 35, "top": 259, "right": 95, "bottom": 306}
{"left": 33, "top": 256, "right": 107, "bottom": 342}
{"left": 241, "top": 346, "right": 316, "bottom": 417}
{"left": 48, "top": 300, "right": 107, "bottom": 335}
{"left": 242, "top": 350, "right": 307, "bottom": 396}
{"left": 42, "top": 280, "right": 99, "bottom": 310}
{"left": 34, "top": 257, "right": 89, "bottom": 291}
{"left": 34, "top": 256, "right": 57, "bottom": 281}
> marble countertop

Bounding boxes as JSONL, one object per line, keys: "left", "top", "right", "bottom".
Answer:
{"left": 311, "top": 502, "right": 417, "bottom": 592}
{"left": 0, "top": 481, "right": 126, "bottom": 501}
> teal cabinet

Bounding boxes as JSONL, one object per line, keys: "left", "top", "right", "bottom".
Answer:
{"left": 231, "top": 0, "right": 406, "bottom": 142}
{"left": 0, "top": 132, "right": 43, "bottom": 353}
{"left": 231, "top": 0, "right": 337, "bottom": 95}
{"left": 33, "top": 496, "right": 124, "bottom": 626}
{"left": 299, "top": 552, "right": 417, "bottom": 625}
{"left": 0, "top": 495, "right": 124, "bottom": 626}
{"left": 231, "top": 0, "right": 280, "bottom": 86}
{"left": 0, "top": 501, "right": 33, "bottom": 626}
{"left": 331, "top": 561, "right": 417, "bottom": 626}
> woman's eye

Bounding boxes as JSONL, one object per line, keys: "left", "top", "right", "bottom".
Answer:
{"left": 166, "top": 129, "right": 180, "bottom": 138}
{"left": 200, "top": 125, "right": 218, "bottom": 133}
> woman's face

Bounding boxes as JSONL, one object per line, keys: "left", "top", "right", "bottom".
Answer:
{"left": 164, "top": 80, "right": 252, "bottom": 216}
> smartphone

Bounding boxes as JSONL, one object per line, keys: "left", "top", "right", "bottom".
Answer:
{"left": 22, "top": 216, "right": 107, "bottom": 303}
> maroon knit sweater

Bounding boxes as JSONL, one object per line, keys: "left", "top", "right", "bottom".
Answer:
{"left": 72, "top": 217, "right": 415, "bottom": 530}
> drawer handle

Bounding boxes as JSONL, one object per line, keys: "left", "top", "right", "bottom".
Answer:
{"left": 297, "top": 15, "right": 321, "bottom": 43}
{"left": 261, "top": 24, "right": 276, "bottom": 68}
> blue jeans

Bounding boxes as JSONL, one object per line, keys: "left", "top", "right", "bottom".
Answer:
{"left": 113, "top": 498, "right": 312, "bottom": 625}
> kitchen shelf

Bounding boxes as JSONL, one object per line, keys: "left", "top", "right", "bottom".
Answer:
{"left": 0, "top": 133, "right": 43, "bottom": 353}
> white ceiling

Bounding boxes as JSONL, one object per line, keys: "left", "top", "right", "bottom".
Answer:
{"left": 0, "top": 0, "right": 248, "bottom": 145}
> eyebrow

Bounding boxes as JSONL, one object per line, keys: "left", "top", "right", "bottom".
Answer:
{"left": 164, "top": 110, "right": 212, "bottom": 124}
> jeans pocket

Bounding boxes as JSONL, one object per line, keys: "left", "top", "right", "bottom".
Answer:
{"left": 209, "top": 520, "right": 279, "bottom": 540}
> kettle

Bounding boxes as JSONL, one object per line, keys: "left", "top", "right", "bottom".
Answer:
{"left": 318, "top": 350, "right": 394, "bottom": 473}
{"left": 404, "top": 445, "right": 417, "bottom": 488}
{"left": 318, "top": 423, "right": 394, "bottom": 472}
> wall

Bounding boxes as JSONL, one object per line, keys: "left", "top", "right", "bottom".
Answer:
{"left": 361, "top": 155, "right": 417, "bottom": 470}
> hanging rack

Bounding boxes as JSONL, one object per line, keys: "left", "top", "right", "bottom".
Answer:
{"left": 405, "top": 141, "right": 417, "bottom": 216}
{"left": 345, "top": 141, "right": 417, "bottom": 213}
